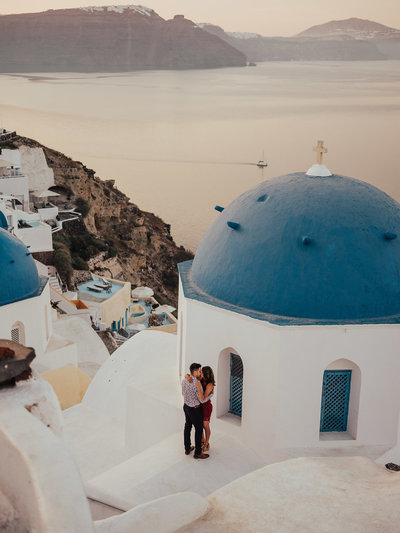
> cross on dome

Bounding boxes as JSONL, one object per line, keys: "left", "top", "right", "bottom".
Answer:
{"left": 306, "top": 140, "right": 332, "bottom": 177}
{"left": 313, "top": 140, "right": 328, "bottom": 165}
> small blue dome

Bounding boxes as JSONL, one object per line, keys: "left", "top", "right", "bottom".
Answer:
{"left": 0, "top": 211, "right": 7, "bottom": 229}
{"left": 0, "top": 228, "right": 41, "bottom": 307}
{"left": 191, "top": 173, "right": 400, "bottom": 321}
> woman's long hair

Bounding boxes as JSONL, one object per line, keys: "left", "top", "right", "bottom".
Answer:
{"left": 201, "top": 366, "right": 216, "bottom": 387}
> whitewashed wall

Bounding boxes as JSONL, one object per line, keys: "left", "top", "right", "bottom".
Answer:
{"left": 180, "top": 297, "right": 281, "bottom": 459}
{"left": 0, "top": 284, "right": 52, "bottom": 357}
{"left": 277, "top": 325, "right": 400, "bottom": 448}
{"left": 0, "top": 377, "right": 94, "bottom": 532}
{"left": 0, "top": 175, "right": 30, "bottom": 209}
{"left": 83, "top": 331, "right": 181, "bottom": 453}
{"left": 179, "top": 293, "right": 400, "bottom": 459}
{"left": 14, "top": 223, "right": 53, "bottom": 253}
{"left": 101, "top": 282, "right": 131, "bottom": 328}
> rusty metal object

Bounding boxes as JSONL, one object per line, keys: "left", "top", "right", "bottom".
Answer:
{"left": 0, "top": 340, "right": 36, "bottom": 388}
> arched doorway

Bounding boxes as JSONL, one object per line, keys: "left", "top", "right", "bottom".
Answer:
{"left": 320, "top": 359, "right": 361, "bottom": 438}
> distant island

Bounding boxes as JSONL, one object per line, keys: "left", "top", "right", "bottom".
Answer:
{"left": 201, "top": 17, "right": 400, "bottom": 62}
{"left": 0, "top": 6, "right": 246, "bottom": 72}
{"left": 0, "top": 7, "right": 399, "bottom": 72}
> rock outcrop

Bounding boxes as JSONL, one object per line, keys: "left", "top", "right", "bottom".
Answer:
{"left": 4, "top": 135, "right": 192, "bottom": 306}
{"left": 0, "top": 7, "right": 246, "bottom": 72}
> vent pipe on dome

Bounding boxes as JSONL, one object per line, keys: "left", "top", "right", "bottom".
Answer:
{"left": 227, "top": 221, "right": 240, "bottom": 230}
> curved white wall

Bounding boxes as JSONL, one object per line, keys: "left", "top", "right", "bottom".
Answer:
{"left": 82, "top": 331, "right": 181, "bottom": 452}
{"left": 52, "top": 316, "right": 108, "bottom": 366}
{"left": 0, "top": 377, "right": 93, "bottom": 532}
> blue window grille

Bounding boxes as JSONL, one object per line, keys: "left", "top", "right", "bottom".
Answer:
{"left": 320, "top": 370, "right": 352, "bottom": 432}
{"left": 229, "top": 353, "right": 243, "bottom": 417}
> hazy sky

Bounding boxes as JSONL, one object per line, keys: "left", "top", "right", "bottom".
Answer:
{"left": 1, "top": 0, "right": 399, "bottom": 36}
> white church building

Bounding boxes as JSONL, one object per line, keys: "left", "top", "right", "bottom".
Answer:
{"left": 178, "top": 154, "right": 400, "bottom": 460}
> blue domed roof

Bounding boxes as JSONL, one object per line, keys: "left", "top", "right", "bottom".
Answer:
{"left": 0, "top": 211, "right": 7, "bottom": 229}
{"left": 190, "top": 172, "right": 400, "bottom": 322}
{"left": 0, "top": 228, "right": 41, "bottom": 307}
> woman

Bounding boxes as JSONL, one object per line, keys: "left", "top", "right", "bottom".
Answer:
{"left": 196, "top": 366, "right": 215, "bottom": 452}
{"left": 184, "top": 366, "right": 216, "bottom": 452}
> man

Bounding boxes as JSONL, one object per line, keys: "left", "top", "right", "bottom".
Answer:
{"left": 182, "top": 363, "right": 209, "bottom": 459}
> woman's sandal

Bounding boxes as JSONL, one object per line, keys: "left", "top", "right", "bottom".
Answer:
{"left": 203, "top": 443, "right": 210, "bottom": 452}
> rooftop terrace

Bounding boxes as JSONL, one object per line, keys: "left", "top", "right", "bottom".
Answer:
{"left": 77, "top": 278, "right": 124, "bottom": 302}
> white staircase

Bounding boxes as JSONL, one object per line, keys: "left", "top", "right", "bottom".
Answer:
{"left": 85, "top": 431, "right": 264, "bottom": 511}
{"left": 47, "top": 266, "right": 63, "bottom": 293}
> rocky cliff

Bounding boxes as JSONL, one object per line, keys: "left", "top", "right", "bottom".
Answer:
{"left": 3, "top": 135, "right": 192, "bottom": 306}
{"left": 0, "top": 6, "right": 246, "bottom": 72}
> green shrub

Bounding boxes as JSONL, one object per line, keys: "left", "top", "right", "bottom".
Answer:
{"left": 106, "top": 246, "right": 118, "bottom": 258}
{"left": 69, "top": 233, "right": 96, "bottom": 260}
{"left": 53, "top": 234, "right": 70, "bottom": 247}
{"left": 53, "top": 227, "right": 119, "bottom": 278}
{"left": 92, "top": 239, "right": 108, "bottom": 251}
{"left": 72, "top": 255, "right": 89, "bottom": 270}
{"left": 75, "top": 197, "right": 90, "bottom": 218}
{"left": 53, "top": 243, "right": 73, "bottom": 285}
{"left": 105, "top": 239, "right": 118, "bottom": 258}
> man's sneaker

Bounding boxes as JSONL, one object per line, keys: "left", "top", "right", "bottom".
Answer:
{"left": 185, "top": 446, "right": 194, "bottom": 455}
{"left": 193, "top": 453, "right": 209, "bottom": 459}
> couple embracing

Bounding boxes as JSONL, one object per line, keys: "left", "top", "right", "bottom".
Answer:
{"left": 182, "top": 363, "right": 216, "bottom": 459}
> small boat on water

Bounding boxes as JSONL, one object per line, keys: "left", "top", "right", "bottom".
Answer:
{"left": 257, "top": 151, "right": 268, "bottom": 168}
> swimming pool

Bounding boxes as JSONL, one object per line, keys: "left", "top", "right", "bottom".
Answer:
{"left": 27, "top": 220, "right": 44, "bottom": 227}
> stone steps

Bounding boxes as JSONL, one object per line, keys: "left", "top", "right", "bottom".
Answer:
{"left": 85, "top": 431, "right": 264, "bottom": 511}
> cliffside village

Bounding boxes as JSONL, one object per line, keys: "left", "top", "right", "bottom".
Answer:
{"left": 0, "top": 126, "right": 177, "bottom": 408}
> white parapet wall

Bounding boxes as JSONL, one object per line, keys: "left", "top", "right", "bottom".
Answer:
{"left": 0, "top": 376, "right": 94, "bottom": 532}
{"left": 0, "top": 174, "right": 29, "bottom": 209}
{"left": 14, "top": 222, "right": 53, "bottom": 253}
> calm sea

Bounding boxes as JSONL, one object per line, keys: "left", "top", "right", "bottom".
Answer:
{"left": 1, "top": 61, "right": 399, "bottom": 251}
